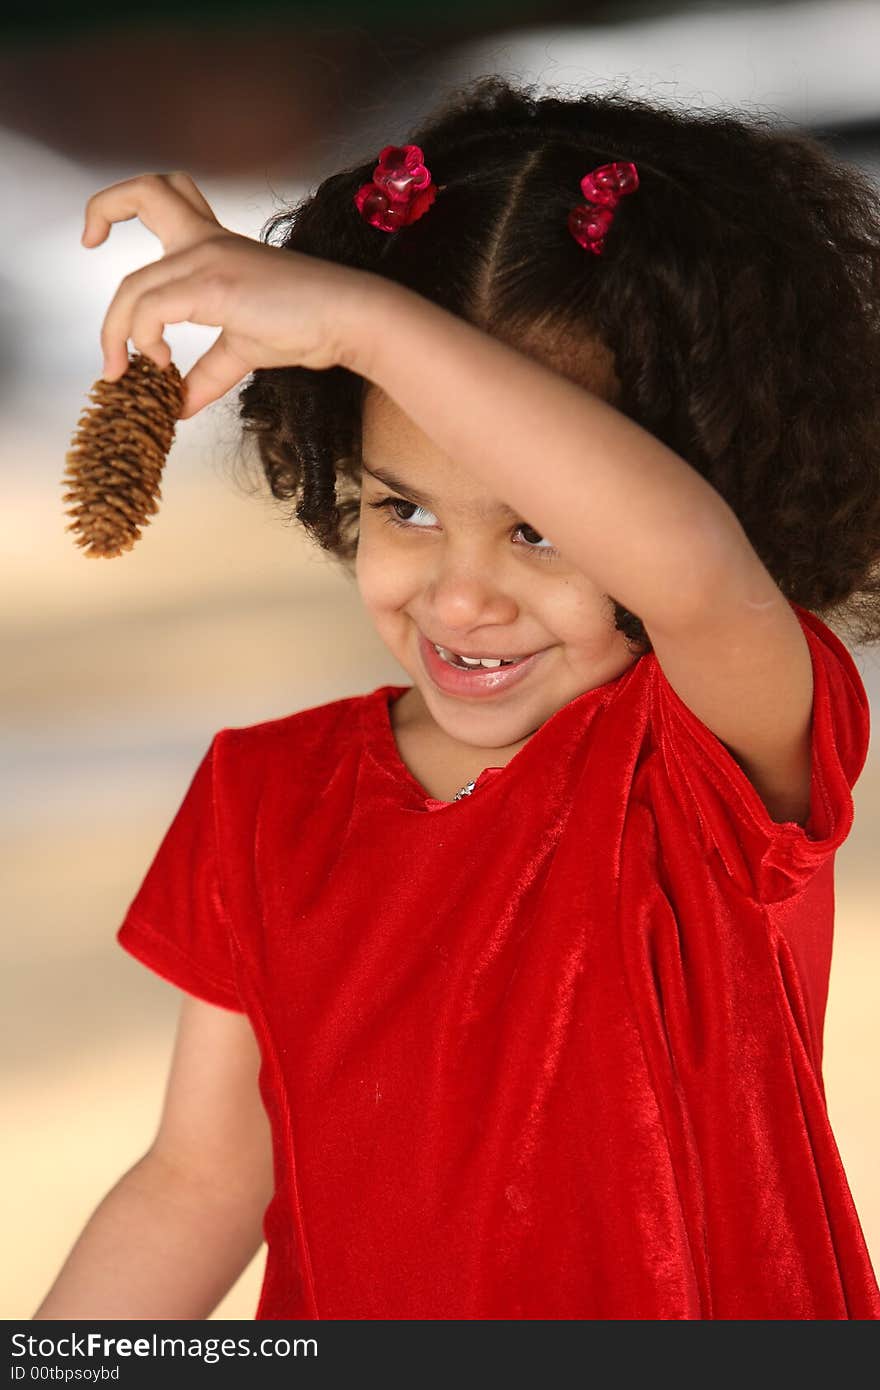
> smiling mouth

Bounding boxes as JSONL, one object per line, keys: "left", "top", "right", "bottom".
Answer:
{"left": 418, "top": 631, "right": 545, "bottom": 697}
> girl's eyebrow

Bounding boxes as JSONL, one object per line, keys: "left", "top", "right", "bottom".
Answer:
{"left": 361, "top": 462, "right": 520, "bottom": 521}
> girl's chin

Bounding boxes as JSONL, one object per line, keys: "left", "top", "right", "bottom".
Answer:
{"left": 405, "top": 645, "right": 557, "bottom": 744}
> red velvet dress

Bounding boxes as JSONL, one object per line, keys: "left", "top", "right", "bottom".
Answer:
{"left": 117, "top": 602, "right": 880, "bottom": 1319}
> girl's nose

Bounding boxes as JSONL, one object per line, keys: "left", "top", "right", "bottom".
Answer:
{"left": 425, "top": 554, "right": 519, "bottom": 630}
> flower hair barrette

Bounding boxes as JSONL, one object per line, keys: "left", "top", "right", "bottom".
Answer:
{"left": 566, "top": 160, "right": 639, "bottom": 255}
{"left": 353, "top": 144, "right": 442, "bottom": 232}
{"left": 353, "top": 144, "right": 639, "bottom": 255}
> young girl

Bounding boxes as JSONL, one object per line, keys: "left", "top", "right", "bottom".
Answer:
{"left": 36, "top": 76, "right": 880, "bottom": 1320}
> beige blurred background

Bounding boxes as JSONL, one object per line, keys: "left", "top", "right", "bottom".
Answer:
{"left": 3, "top": 0, "right": 879, "bottom": 1320}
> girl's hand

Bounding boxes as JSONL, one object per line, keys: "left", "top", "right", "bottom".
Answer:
{"left": 81, "top": 171, "right": 375, "bottom": 419}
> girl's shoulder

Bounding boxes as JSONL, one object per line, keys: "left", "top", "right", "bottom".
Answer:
{"left": 207, "top": 684, "right": 401, "bottom": 784}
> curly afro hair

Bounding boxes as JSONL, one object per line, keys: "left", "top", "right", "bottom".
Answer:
{"left": 234, "top": 74, "right": 880, "bottom": 655}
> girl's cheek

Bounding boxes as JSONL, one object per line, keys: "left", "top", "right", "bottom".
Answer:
{"left": 355, "top": 536, "right": 414, "bottom": 609}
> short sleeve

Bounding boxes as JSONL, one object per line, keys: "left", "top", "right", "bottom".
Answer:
{"left": 651, "top": 602, "right": 871, "bottom": 904}
{"left": 116, "top": 735, "right": 246, "bottom": 1012}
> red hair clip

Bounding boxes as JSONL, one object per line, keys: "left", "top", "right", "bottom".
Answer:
{"left": 353, "top": 144, "right": 439, "bottom": 232}
{"left": 567, "top": 160, "right": 639, "bottom": 255}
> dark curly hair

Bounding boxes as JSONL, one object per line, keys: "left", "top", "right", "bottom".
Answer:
{"left": 233, "top": 75, "right": 880, "bottom": 654}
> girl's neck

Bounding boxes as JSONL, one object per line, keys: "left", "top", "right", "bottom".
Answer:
{"left": 389, "top": 685, "right": 533, "bottom": 802}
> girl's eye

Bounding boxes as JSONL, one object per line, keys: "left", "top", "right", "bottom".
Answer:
{"left": 514, "top": 522, "right": 556, "bottom": 553}
{"left": 364, "top": 494, "right": 436, "bottom": 525}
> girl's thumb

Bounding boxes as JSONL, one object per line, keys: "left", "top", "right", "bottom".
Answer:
{"left": 178, "top": 335, "right": 250, "bottom": 420}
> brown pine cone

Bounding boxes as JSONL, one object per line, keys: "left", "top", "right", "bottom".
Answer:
{"left": 62, "top": 351, "right": 184, "bottom": 558}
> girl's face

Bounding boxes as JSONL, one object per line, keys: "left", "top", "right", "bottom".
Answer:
{"left": 356, "top": 384, "right": 641, "bottom": 752}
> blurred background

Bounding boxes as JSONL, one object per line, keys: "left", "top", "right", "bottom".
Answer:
{"left": 3, "top": 0, "right": 879, "bottom": 1320}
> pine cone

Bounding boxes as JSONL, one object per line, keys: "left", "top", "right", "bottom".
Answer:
{"left": 62, "top": 351, "right": 184, "bottom": 558}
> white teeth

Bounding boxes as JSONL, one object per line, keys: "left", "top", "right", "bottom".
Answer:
{"left": 433, "top": 642, "right": 517, "bottom": 669}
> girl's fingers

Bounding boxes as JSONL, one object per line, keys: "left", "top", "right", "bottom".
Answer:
{"left": 84, "top": 172, "right": 238, "bottom": 399}
{"left": 82, "top": 171, "right": 220, "bottom": 257}
{"left": 115, "top": 275, "right": 211, "bottom": 380}
{"left": 100, "top": 248, "right": 199, "bottom": 378}
{"left": 113, "top": 277, "right": 252, "bottom": 418}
